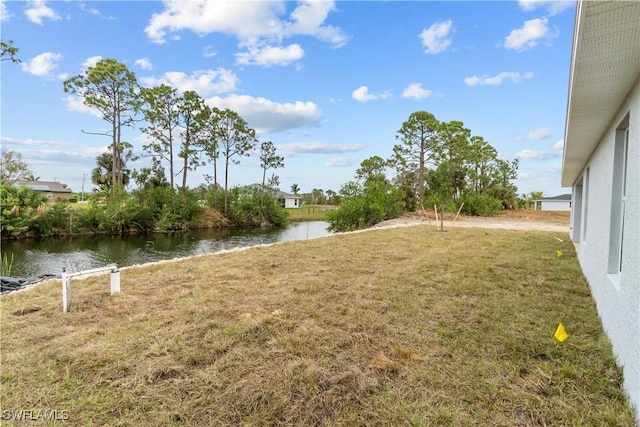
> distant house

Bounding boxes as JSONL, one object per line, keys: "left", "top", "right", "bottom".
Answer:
{"left": 14, "top": 181, "right": 73, "bottom": 201}
{"left": 533, "top": 194, "right": 571, "bottom": 211}
{"left": 562, "top": 0, "right": 639, "bottom": 421}
{"left": 278, "top": 191, "right": 301, "bottom": 209}
{"left": 237, "top": 185, "right": 301, "bottom": 208}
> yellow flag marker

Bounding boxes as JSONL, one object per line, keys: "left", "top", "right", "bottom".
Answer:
{"left": 556, "top": 250, "right": 563, "bottom": 258}
{"left": 554, "top": 323, "right": 568, "bottom": 342}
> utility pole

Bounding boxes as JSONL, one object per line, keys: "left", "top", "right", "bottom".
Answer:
{"left": 81, "top": 173, "right": 87, "bottom": 201}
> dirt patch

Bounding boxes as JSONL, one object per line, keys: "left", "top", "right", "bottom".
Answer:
{"left": 374, "top": 210, "right": 570, "bottom": 233}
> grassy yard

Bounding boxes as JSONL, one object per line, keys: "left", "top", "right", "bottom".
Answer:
{"left": 287, "top": 205, "right": 336, "bottom": 222}
{"left": 0, "top": 226, "right": 636, "bottom": 426}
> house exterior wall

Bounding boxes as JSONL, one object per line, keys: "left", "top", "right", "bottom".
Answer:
{"left": 571, "top": 75, "right": 640, "bottom": 418}
{"left": 50, "top": 192, "right": 73, "bottom": 201}
{"left": 283, "top": 197, "right": 301, "bottom": 209}
{"left": 540, "top": 200, "right": 571, "bottom": 211}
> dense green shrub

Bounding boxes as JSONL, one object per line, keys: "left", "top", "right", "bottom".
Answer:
{"left": 460, "top": 192, "right": 503, "bottom": 216}
{"left": 327, "top": 180, "right": 404, "bottom": 232}
{"left": 29, "top": 202, "right": 72, "bottom": 236}
{"left": 226, "top": 188, "right": 289, "bottom": 227}
{"left": 0, "top": 183, "right": 47, "bottom": 236}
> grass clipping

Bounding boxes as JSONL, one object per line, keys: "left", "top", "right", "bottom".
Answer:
{"left": 1, "top": 227, "right": 636, "bottom": 426}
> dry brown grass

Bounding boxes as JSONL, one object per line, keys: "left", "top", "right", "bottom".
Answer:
{"left": 498, "top": 209, "right": 571, "bottom": 224}
{"left": 1, "top": 226, "right": 635, "bottom": 426}
{"left": 401, "top": 209, "right": 571, "bottom": 225}
{"left": 190, "top": 207, "right": 231, "bottom": 228}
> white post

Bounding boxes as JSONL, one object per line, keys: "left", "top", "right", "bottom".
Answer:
{"left": 62, "top": 274, "right": 71, "bottom": 313}
{"left": 110, "top": 269, "right": 120, "bottom": 295}
{"left": 60, "top": 264, "right": 119, "bottom": 312}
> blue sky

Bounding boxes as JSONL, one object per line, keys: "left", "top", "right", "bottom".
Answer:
{"left": 1, "top": 0, "right": 576, "bottom": 197}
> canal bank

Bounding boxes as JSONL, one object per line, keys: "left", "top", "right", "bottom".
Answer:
{"left": 2, "top": 221, "right": 332, "bottom": 281}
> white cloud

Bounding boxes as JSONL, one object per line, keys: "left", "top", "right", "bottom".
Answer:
{"left": 62, "top": 95, "right": 103, "bottom": 119}
{"left": 464, "top": 71, "right": 534, "bottom": 86}
{"left": 276, "top": 142, "right": 364, "bottom": 156}
{"left": 82, "top": 56, "right": 102, "bottom": 70}
{"left": 518, "top": 128, "right": 551, "bottom": 140}
{"left": 134, "top": 58, "right": 153, "bottom": 70}
{"left": 325, "top": 157, "right": 357, "bottom": 167}
{"left": 419, "top": 20, "right": 453, "bottom": 54}
{"left": 402, "top": 83, "right": 433, "bottom": 99}
{"left": 144, "top": 0, "right": 346, "bottom": 52}
{"left": 352, "top": 86, "right": 376, "bottom": 103}
{"left": 553, "top": 139, "right": 564, "bottom": 150}
{"left": 203, "top": 46, "right": 217, "bottom": 58}
{"left": 205, "top": 94, "right": 323, "bottom": 135}
{"left": 140, "top": 69, "right": 239, "bottom": 96}
{"left": 514, "top": 149, "right": 561, "bottom": 160}
{"left": 504, "top": 18, "right": 556, "bottom": 51}
{"left": 235, "top": 43, "right": 304, "bottom": 67}
{"left": 1, "top": 136, "right": 82, "bottom": 148}
{"left": 78, "top": 2, "right": 101, "bottom": 16}
{"left": 20, "top": 52, "right": 62, "bottom": 76}
{"left": 1, "top": 2, "right": 11, "bottom": 21}
{"left": 351, "top": 86, "right": 390, "bottom": 103}
{"left": 518, "top": 0, "right": 574, "bottom": 16}
{"left": 285, "top": 1, "right": 347, "bottom": 47}
{"left": 25, "top": 0, "right": 60, "bottom": 25}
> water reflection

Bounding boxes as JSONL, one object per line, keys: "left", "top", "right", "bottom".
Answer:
{"left": 2, "top": 221, "right": 332, "bottom": 277}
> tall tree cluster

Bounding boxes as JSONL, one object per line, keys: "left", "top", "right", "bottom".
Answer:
{"left": 390, "top": 110, "right": 519, "bottom": 211}
{"left": 328, "top": 110, "right": 521, "bottom": 231}
{"left": 63, "top": 58, "right": 280, "bottom": 215}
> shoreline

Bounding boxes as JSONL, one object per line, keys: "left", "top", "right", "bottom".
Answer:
{"left": 2, "top": 215, "right": 569, "bottom": 296}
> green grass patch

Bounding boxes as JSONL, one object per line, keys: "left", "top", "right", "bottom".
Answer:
{"left": 1, "top": 226, "right": 636, "bottom": 426}
{"left": 286, "top": 205, "right": 335, "bottom": 222}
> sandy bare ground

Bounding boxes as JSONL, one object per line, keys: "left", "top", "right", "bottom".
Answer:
{"left": 373, "top": 212, "right": 570, "bottom": 233}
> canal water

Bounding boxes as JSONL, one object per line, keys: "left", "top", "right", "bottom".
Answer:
{"left": 2, "top": 221, "right": 332, "bottom": 278}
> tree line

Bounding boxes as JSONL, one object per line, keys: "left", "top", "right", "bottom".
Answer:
{"left": 1, "top": 51, "right": 290, "bottom": 237}
{"left": 2, "top": 41, "right": 530, "bottom": 237}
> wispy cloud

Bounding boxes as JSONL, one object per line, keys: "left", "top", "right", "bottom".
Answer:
{"left": 82, "top": 56, "right": 102, "bottom": 70}
{"left": 517, "top": 128, "right": 551, "bottom": 141}
{"left": 235, "top": 43, "right": 304, "bottom": 67}
{"left": 276, "top": 142, "right": 364, "bottom": 156}
{"left": 325, "top": 157, "right": 357, "bottom": 167}
{"left": 464, "top": 71, "right": 534, "bottom": 86}
{"left": 518, "top": 0, "right": 574, "bottom": 16}
{"left": 202, "top": 46, "right": 217, "bottom": 58}
{"left": 134, "top": 58, "right": 153, "bottom": 70}
{"left": 1, "top": 2, "right": 11, "bottom": 21}
{"left": 1, "top": 136, "right": 84, "bottom": 148}
{"left": 78, "top": 2, "right": 100, "bottom": 16}
{"left": 140, "top": 69, "right": 238, "bottom": 96}
{"left": 63, "top": 95, "right": 103, "bottom": 118}
{"left": 515, "top": 139, "right": 564, "bottom": 160}
{"left": 514, "top": 149, "right": 560, "bottom": 160}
